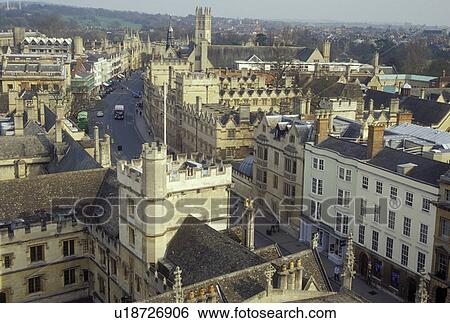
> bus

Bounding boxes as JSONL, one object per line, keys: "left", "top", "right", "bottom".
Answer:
{"left": 77, "top": 111, "right": 89, "bottom": 132}
{"left": 114, "top": 105, "right": 125, "bottom": 120}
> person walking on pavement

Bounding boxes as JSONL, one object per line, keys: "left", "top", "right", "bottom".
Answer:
{"left": 334, "top": 265, "right": 341, "bottom": 282}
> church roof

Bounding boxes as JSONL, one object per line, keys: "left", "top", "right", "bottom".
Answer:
{"left": 162, "top": 216, "right": 266, "bottom": 286}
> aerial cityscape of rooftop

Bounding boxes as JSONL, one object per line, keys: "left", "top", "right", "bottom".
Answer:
{"left": 0, "top": 0, "right": 449, "bottom": 320}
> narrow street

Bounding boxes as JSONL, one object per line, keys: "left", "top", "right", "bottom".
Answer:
{"left": 87, "top": 71, "right": 150, "bottom": 163}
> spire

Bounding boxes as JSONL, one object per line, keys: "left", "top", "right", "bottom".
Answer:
{"left": 166, "top": 17, "right": 174, "bottom": 50}
{"left": 341, "top": 233, "right": 356, "bottom": 291}
{"left": 173, "top": 266, "right": 184, "bottom": 303}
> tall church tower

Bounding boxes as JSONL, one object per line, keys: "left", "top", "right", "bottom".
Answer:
{"left": 194, "top": 6, "right": 212, "bottom": 45}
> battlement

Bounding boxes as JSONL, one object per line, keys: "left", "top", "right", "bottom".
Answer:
{"left": 177, "top": 72, "right": 219, "bottom": 83}
{"left": 142, "top": 142, "right": 167, "bottom": 160}
{"left": 196, "top": 6, "right": 212, "bottom": 16}
{"left": 151, "top": 59, "right": 191, "bottom": 67}
{"left": 0, "top": 210, "right": 82, "bottom": 241}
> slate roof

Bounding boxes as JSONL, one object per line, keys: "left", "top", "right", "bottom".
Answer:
{"left": 0, "top": 168, "right": 115, "bottom": 221}
{"left": 368, "top": 147, "right": 450, "bottom": 186}
{"left": 317, "top": 136, "right": 450, "bottom": 186}
{"left": 46, "top": 133, "right": 101, "bottom": 174}
{"left": 317, "top": 137, "right": 368, "bottom": 160}
{"left": 0, "top": 135, "right": 51, "bottom": 159}
{"left": 162, "top": 216, "right": 266, "bottom": 286}
{"left": 296, "top": 48, "right": 316, "bottom": 62}
{"left": 364, "top": 89, "right": 450, "bottom": 127}
{"left": 150, "top": 249, "right": 332, "bottom": 303}
{"left": 232, "top": 155, "right": 254, "bottom": 178}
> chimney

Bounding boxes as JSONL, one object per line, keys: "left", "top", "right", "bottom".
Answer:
{"left": 314, "top": 110, "right": 330, "bottom": 145}
{"left": 195, "top": 96, "right": 202, "bottom": 111}
{"left": 14, "top": 111, "right": 24, "bottom": 136}
{"left": 239, "top": 104, "right": 250, "bottom": 123}
{"left": 100, "top": 134, "right": 111, "bottom": 167}
{"left": 369, "top": 99, "right": 374, "bottom": 114}
{"left": 55, "top": 104, "right": 64, "bottom": 143}
{"left": 306, "top": 98, "right": 311, "bottom": 115}
{"left": 244, "top": 199, "right": 255, "bottom": 251}
{"left": 367, "top": 124, "right": 384, "bottom": 159}
{"left": 389, "top": 98, "right": 399, "bottom": 117}
{"left": 94, "top": 126, "right": 100, "bottom": 163}
{"left": 420, "top": 88, "right": 426, "bottom": 100}
{"left": 397, "top": 111, "right": 413, "bottom": 125}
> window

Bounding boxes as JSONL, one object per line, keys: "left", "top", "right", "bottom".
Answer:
{"left": 372, "top": 231, "right": 379, "bottom": 252}
{"left": 63, "top": 240, "right": 75, "bottom": 257}
{"left": 338, "top": 189, "right": 350, "bottom": 207}
{"left": 403, "top": 217, "right": 411, "bottom": 237}
{"left": 446, "top": 189, "right": 450, "bottom": 202}
{"left": 376, "top": 181, "right": 383, "bottom": 194}
{"left": 390, "top": 186, "right": 398, "bottom": 200}
{"left": 391, "top": 269, "right": 400, "bottom": 290}
{"left": 30, "top": 245, "right": 44, "bottom": 262}
{"left": 28, "top": 277, "right": 42, "bottom": 294}
{"left": 374, "top": 204, "right": 380, "bottom": 223}
{"left": 336, "top": 212, "right": 343, "bottom": 232}
{"left": 273, "top": 175, "right": 278, "bottom": 189}
{"left": 98, "top": 276, "right": 106, "bottom": 295}
{"left": 256, "top": 169, "right": 267, "bottom": 184}
{"left": 128, "top": 227, "right": 135, "bottom": 247}
{"left": 440, "top": 218, "right": 450, "bottom": 238}
{"left": 99, "top": 248, "right": 106, "bottom": 267}
{"left": 313, "top": 158, "right": 324, "bottom": 170}
{"left": 3, "top": 255, "right": 12, "bottom": 269}
{"left": 310, "top": 200, "right": 321, "bottom": 220}
{"left": 274, "top": 151, "right": 279, "bottom": 166}
{"left": 373, "top": 259, "right": 382, "bottom": 279}
{"left": 135, "top": 276, "right": 141, "bottom": 293}
{"left": 64, "top": 268, "right": 76, "bottom": 286}
{"left": 283, "top": 183, "right": 295, "bottom": 197}
{"left": 338, "top": 167, "right": 345, "bottom": 180}
{"left": 422, "top": 198, "right": 431, "bottom": 213}
{"left": 312, "top": 178, "right": 323, "bottom": 195}
{"left": 362, "top": 176, "right": 369, "bottom": 190}
{"left": 388, "top": 211, "right": 396, "bottom": 230}
{"left": 417, "top": 252, "right": 426, "bottom": 273}
{"left": 419, "top": 224, "right": 428, "bottom": 244}
{"left": 401, "top": 244, "right": 409, "bottom": 267}
{"left": 111, "top": 258, "right": 118, "bottom": 276}
{"left": 227, "top": 129, "right": 236, "bottom": 138}
{"left": 342, "top": 214, "right": 349, "bottom": 235}
{"left": 289, "top": 135, "right": 295, "bottom": 143}
{"left": 386, "top": 237, "right": 393, "bottom": 259}
{"left": 127, "top": 198, "right": 136, "bottom": 217}
{"left": 360, "top": 199, "right": 367, "bottom": 216}
{"left": 358, "top": 225, "right": 365, "bottom": 244}
{"left": 257, "top": 146, "right": 268, "bottom": 161}
{"left": 405, "top": 192, "right": 414, "bottom": 207}
{"left": 345, "top": 170, "right": 352, "bottom": 182}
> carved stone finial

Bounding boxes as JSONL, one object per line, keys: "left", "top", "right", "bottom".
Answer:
{"left": 297, "top": 259, "right": 302, "bottom": 269}
{"left": 173, "top": 266, "right": 184, "bottom": 303}
{"left": 341, "top": 233, "right": 356, "bottom": 291}
{"left": 264, "top": 265, "right": 276, "bottom": 295}
{"left": 416, "top": 271, "right": 429, "bottom": 303}
{"left": 312, "top": 232, "right": 319, "bottom": 250}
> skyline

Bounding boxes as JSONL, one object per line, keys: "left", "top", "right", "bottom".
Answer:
{"left": 37, "top": 0, "right": 450, "bottom": 26}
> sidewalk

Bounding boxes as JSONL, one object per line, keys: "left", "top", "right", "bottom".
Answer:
{"left": 134, "top": 109, "right": 153, "bottom": 143}
{"left": 253, "top": 220, "right": 402, "bottom": 303}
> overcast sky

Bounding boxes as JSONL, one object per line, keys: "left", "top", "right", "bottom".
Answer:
{"left": 42, "top": 0, "right": 449, "bottom": 26}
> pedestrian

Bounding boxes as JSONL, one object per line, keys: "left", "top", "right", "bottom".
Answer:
{"left": 334, "top": 265, "right": 340, "bottom": 282}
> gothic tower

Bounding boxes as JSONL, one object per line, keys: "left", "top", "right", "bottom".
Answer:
{"left": 194, "top": 6, "right": 212, "bottom": 45}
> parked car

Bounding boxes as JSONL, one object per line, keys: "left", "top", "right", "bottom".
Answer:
{"left": 96, "top": 111, "right": 104, "bottom": 117}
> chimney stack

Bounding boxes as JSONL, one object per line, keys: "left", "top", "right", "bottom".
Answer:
{"left": 397, "top": 111, "right": 413, "bottom": 125}
{"left": 314, "top": 110, "right": 330, "bottom": 145}
{"left": 367, "top": 124, "right": 384, "bottom": 159}
{"left": 420, "top": 88, "right": 426, "bottom": 100}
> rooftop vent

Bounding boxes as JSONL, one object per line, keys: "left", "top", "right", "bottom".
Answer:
{"left": 396, "top": 163, "right": 417, "bottom": 175}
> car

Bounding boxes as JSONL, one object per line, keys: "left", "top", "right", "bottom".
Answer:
{"left": 96, "top": 111, "right": 104, "bottom": 117}
{"left": 95, "top": 96, "right": 102, "bottom": 101}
